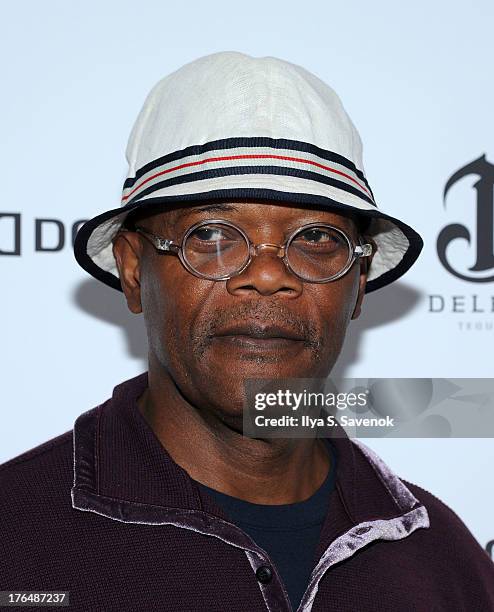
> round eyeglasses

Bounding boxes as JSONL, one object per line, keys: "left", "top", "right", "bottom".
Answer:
{"left": 127, "top": 219, "right": 373, "bottom": 283}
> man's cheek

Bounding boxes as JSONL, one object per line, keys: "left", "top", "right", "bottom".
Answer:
{"left": 142, "top": 281, "right": 180, "bottom": 365}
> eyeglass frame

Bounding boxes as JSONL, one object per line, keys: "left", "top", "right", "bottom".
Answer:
{"left": 123, "top": 218, "right": 373, "bottom": 284}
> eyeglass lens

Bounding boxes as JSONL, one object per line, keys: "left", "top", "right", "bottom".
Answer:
{"left": 182, "top": 223, "right": 351, "bottom": 281}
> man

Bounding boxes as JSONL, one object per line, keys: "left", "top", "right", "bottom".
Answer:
{"left": 1, "top": 52, "right": 493, "bottom": 612}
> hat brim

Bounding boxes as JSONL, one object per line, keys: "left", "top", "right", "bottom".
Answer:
{"left": 74, "top": 187, "right": 423, "bottom": 294}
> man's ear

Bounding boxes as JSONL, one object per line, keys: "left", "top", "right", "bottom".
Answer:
{"left": 112, "top": 230, "right": 143, "bottom": 314}
{"left": 351, "top": 236, "right": 377, "bottom": 320}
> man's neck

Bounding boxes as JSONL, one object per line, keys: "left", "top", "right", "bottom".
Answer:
{"left": 137, "top": 368, "right": 331, "bottom": 505}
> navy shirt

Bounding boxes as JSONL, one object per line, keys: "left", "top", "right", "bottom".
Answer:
{"left": 196, "top": 439, "right": 337, "bottom": 611}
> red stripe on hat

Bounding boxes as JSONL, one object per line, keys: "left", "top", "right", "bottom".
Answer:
{"left": 121, "top": 154, "right": 373, "bottom": 202}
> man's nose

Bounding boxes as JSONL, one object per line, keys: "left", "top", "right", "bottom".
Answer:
{"left": 226, "top": 250, "right": 303, "bottom": 298}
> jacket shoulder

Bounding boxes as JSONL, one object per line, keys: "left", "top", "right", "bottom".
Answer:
{"left": 401, "top": 478, "right": 494, "bottom": 589}
{"left": 402, "top": 478, "right": 485, "bottom": 537}
{"left": 0, "top": 430, "right": 74, "bottom": 500}
{"left": 0, "top": 430, "right": 73, "bottom": 471}
{"left": 0, "top": 429, "right": 81, "bottom": 587}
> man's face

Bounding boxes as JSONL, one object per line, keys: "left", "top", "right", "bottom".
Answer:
{"left": 113, "top": 200, "right": 372, "bottom": 426}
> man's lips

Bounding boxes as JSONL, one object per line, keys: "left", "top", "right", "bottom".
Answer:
{"left": 211, "top": 323, "right": 306, "bottom": 351}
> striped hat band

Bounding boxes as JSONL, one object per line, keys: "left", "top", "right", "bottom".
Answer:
{"left": 121, "top": 138, "right": 376, "bottom": 209}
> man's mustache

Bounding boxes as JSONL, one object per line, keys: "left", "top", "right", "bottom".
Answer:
{"left": 191, "top": 300, "right": 323, "bottom": 356}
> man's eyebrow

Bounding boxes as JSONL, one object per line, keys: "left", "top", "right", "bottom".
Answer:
{"left": 174, "top": 203, "right": 240, "bottom": 221}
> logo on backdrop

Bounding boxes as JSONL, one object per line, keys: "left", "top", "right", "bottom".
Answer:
{"left": 0, "top": 215, "right": 87, "bottom": 254}
{"left": 429, "top": 155, "right": 494, "bottom": 331}
{"left": 437, "top": 154, "right": 494, "bottom": 283}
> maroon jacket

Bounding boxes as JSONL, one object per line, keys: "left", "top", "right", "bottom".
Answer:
{"left": 1, "top": 372, "right": 493, "bottom": 611}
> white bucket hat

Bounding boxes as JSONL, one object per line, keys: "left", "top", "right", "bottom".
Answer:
{"left": 74, "top": 51, "right": 423, "bottom": 293}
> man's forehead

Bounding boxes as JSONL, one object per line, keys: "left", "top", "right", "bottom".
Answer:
{"left": 173, "top": 202, "right": 241, "bottom": 221}
{"left": 135, "top": 200, "right": 359, "bottom": 230}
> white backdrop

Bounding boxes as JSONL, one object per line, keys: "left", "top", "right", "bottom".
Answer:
{"left": 1, "top": 0, "right": 493, "bottom": 554}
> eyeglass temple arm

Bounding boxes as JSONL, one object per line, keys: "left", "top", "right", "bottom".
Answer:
{"left": 129, "top": 226, "right": 180, "bottom": 253}
{"left": 355, "top": 242, "right": 373, "bottom": 257}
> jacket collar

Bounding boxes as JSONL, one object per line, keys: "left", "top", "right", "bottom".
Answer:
{"left": 71, "top": 371, "right": 430, "bottom": 612}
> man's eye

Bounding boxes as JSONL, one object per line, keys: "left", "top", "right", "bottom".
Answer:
{"left": 195, "top": 228, "right": 226, "bottom": 241}
{"left": 187, "top": 226, "right": 244, "bottom": 255}
{"left": 302, "top": 229, "right": 329, "bottom": 242}
{"left": 297, "top": 229, "right": 342, "bottom": 244}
